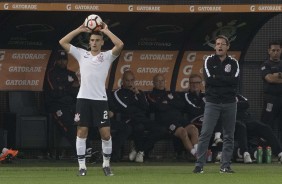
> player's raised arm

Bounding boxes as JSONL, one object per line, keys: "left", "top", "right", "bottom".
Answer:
{"left": 59, "top": 25, "right": 90, "bottom": 52}
{"left": 100, "top": 22, "right": 124, "bottom": 56}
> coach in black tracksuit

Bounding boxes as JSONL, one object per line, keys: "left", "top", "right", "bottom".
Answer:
{"left": 194, "top": 35, "right": 240, "bottom": 173}
{"left": 45, "top": 50, "right": 79, "bottom": 151}
{"left": 261, "top": 41, "right": 282, "bottom": 133}
{"left": 235, "top": 94, "right": 282, "bottom": 161}
{"left": 112, "top": 71, "right": 166, "bottom": 162}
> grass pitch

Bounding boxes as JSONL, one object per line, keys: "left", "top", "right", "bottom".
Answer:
{"left": 0, "top": 160, "right": 281, "bottom": 184}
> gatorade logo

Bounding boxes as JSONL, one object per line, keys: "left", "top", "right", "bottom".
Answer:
{"left": 4, "top": 3, "right": 9, "bottom": 9}
{"left": 0, "top": 51, "right": 5, "bottom": 61}
{"left": 66, "top": 4, "right": 72, "bottom": 10}
{"left": 187, "top": 52, "right": 196, "bottom": 62}
{"left": 124, "top": 52, "right": 133, "bottom": 62}
{"left": 189, "top": 6, "right": 195, "bottom": 12}
{"left": 250, "top": 5, "right": 255, "bottom": 12}
{"left": 128, "top": 5, "right": 133, "bottom": 11}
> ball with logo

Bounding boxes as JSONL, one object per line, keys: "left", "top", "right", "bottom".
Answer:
{"left": 84, "top": 14, "right": 103, "bottom": 31}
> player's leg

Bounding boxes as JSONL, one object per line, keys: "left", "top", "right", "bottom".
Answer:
{"left": 99, "top": 126, "right": 114, "bottom": 176}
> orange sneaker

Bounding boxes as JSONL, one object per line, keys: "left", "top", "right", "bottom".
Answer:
{"left": 0, "top": 149, "right": 19, "bottom": 161}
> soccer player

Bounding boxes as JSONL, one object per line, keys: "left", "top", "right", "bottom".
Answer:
{"left": 59, "top": 22, "right": 124, "bottom": 176}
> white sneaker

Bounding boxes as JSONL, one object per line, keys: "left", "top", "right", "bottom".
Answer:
{"left": 212, "top": 138, "right": 223, "bottom": 147}
{"left": 216, "top": 152, "right": 222, "bottom": 162}
{"left": 129, "top": 149, "right": 137, "bottom": 161}
{"left": 135, "top": 151, "right": 144, "bottom": 163}
{"left": 243, "top": 152, "right": 252, "bottom": 164}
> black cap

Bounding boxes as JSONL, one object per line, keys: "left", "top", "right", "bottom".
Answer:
{"left": 56, "top": 50, "right": 68, "bottom": 60}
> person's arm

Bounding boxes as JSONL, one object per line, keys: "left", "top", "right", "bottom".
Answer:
{"left": 265, "top": 73, "right": 282, "bottom": 83}
{"left": 59, "top": 25, "right": 90, "bottom": 52}
{"left": 204, "top": 58, "right": 239, "bottom": 86}
{"left": 100, "top": 22, "right": 124, "bottom": 56}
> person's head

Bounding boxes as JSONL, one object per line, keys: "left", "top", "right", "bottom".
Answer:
{"left": 153, "top": 74, "right": 166, "bottom": 90}
{"left": 268, "top": 41, "right": 281, "bottom": 61}
{"left": 214, "top": 35, "right": 230, "bottom": 57}
{"left": 55, "top": 50, "right": 68, "bottom": 69}
{"left": 89, "top": 31, "right": 104, "bottom": 52}
{"left": 122, "top": 70, "right": 136, "bottom": 89}
{"left": 189, "top": 74, "right": 203, "bottom": 93}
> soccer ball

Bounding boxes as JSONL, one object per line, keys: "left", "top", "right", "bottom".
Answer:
{"left": 84, "top": 14, "right": 103, "bottom": 31}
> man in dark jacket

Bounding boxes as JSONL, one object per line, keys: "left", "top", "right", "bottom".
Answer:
{"left": 113, "top": 70, "right": 166, "bottom": 162}
{"left": 193, "top": 35, "right": 240, "bottom": 174}
{"left": 147, "top": 74, "right": 199, "bottom": 157}
{"left": 261, "top": 41, "right": 282, "bottom": 137}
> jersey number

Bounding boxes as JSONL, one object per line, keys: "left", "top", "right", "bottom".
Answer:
{"left": 103, "top": 111, "right": 108, "bottom": 119}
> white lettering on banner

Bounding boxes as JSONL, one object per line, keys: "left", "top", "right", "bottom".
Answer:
{"left": 258, "top": 6, "right": 281, "bottom": 11}
{"left": 250, "top": 5, "right": 255, "bottom": 12}
{"left": 128, "top": 5, "right": 133, "bottom": 11}
{"left": 136, "top": 6, "right": 160, "bottom": 11}
{"left": 6, "top": 80, "right": 39, "bottom": 86}
{"left": 11, "top": 53, "right": 46, "bottom": 60}
{"left": 74, "top": 5, "right": 99, "bottom": 11}
{"left": 183, "top": 65, "right": 193, "bottom": 75}
{"left": 199, "top": 68, "right": 203, "bottom": 73}
{"left": 120, "top": 65, "right": 131, "bottom": 73}
{"left": 12, "top": 4, "right": 37, "bottom": 10}
{"left": 135, "top": 80, "right": 153, "bottom": 86}
{"left": 189, "top": 6, "right": 195, "bottom": 12}
{"left": 8, "top": 66, "right": 42, "bottom": 72}
{"left": 4, "top": 3, "right": 9, "bottom": 10}
{"left": 140, "top": 54, "right": 173, "bottom": 61}
{"left": 124, "top": 52, "right": 133, "bottom": 62}
{"left": 0, "top": 51, "right": 5, "bottom": 61}
{"left": 137, "top": 67, "right": 169, "bottom": 73}
{"left": 66, "top": 4, "right": 72, "bottom": 10}
{"left": 187, "top": 52, "right": 196, "bottom": 62}
{"left": 198, "top": 6, "right": 221, "bottom": 12}
{"left": 181, "top": 78, "right": 190, "bottom": 89}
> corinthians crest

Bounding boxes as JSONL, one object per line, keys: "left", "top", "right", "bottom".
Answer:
{"left": 203, "top": 20, "right": 246, "bottom": 48}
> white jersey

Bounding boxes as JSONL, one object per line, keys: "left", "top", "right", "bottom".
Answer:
{"left": 69, "top": 44, "right": 118, "bottom": 100}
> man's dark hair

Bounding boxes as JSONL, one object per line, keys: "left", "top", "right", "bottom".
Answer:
{"left": 91, "top": 31, "right": 104, "bottom": 38}
{"left": 268, "top": 41, "right": 281, "bottom": 49}
{"left": 215, "top": 35, "right": 230, "bottom": 46}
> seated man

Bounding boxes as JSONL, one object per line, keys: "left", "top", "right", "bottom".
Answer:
{"left": 180, "top": 74, "right": 223, "bottom": 161}
{"left": 107, "top": 90, "right": 132, "bottom": 162}
{"left": 147, "top": 74, "right": 199, "bottom": 157}
{"left": 235, "top": 94, "right": 282, "bottom": 163}
{"left": 113, "top": 70, "right": 166, "bottom": 162}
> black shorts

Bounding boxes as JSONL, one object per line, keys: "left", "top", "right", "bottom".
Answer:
{"left": 75, "top": 98, "right": 110, "bottom": 128}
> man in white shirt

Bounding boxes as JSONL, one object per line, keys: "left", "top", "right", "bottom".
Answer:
{"left": 59, "top": 21, "right": 124, "bottom": 176}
